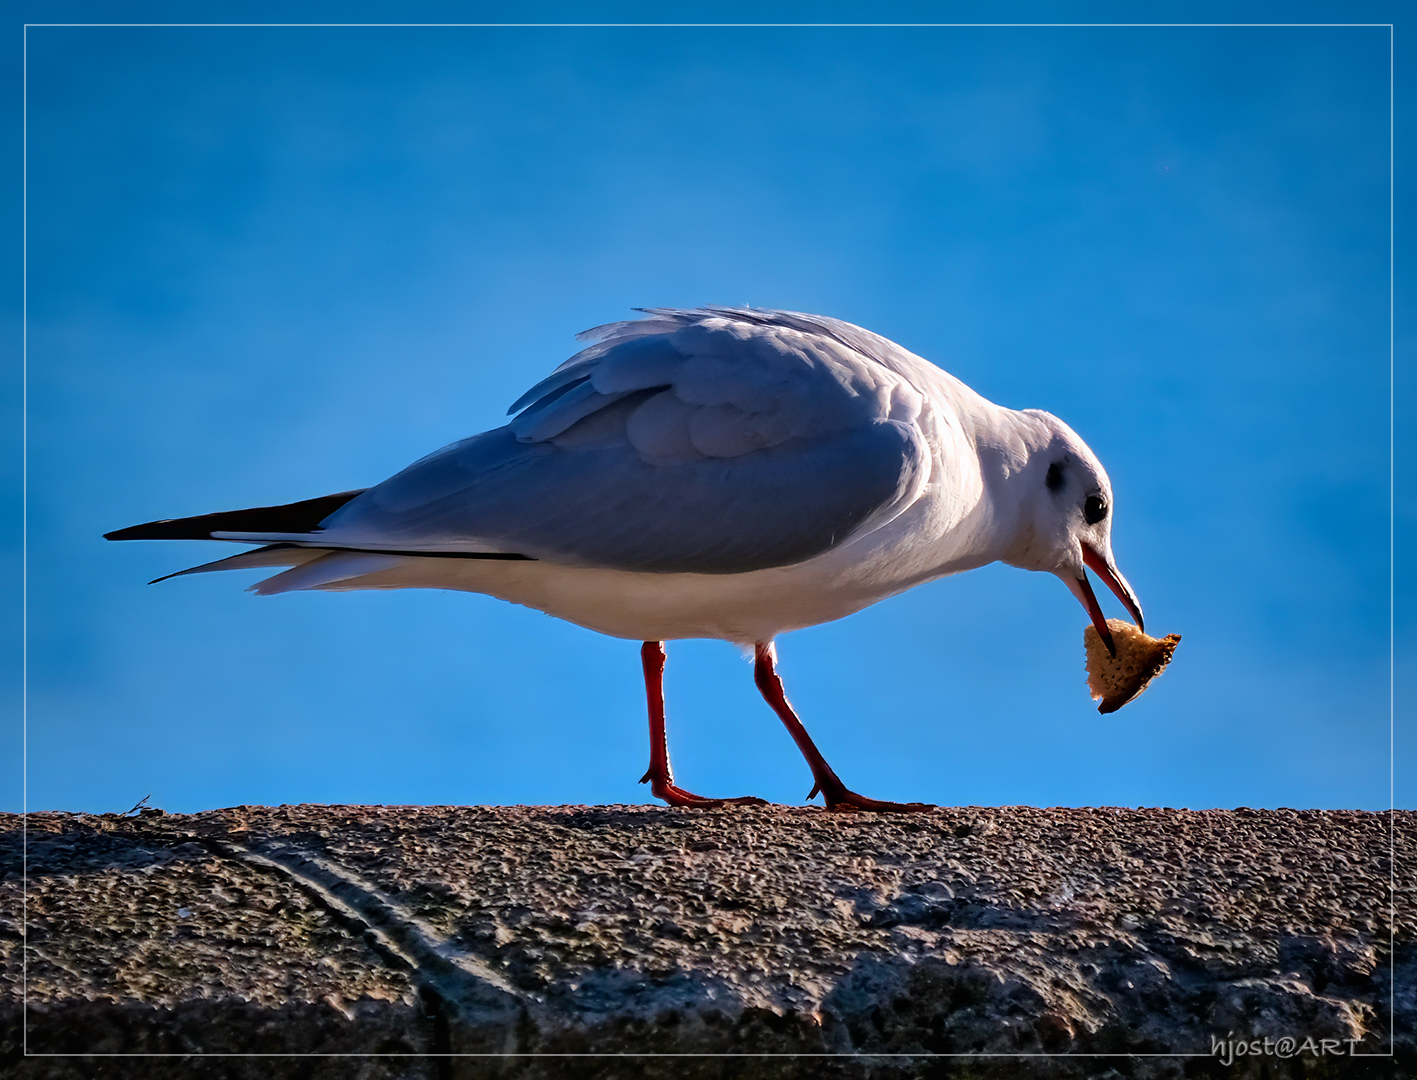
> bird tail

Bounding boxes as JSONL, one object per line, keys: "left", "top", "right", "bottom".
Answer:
{"left": 107, "top": 488, "right": 381, "bottom": 592}
{"left": 146, "top": 543, "right": 331, "bottom": 584}
{"left": 106, "top": 486, "right": 530, "bottom": 593}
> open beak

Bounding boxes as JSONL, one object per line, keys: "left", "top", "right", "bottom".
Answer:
{"left": 1066, "top": 542, "right": 1145, "bottom": 658}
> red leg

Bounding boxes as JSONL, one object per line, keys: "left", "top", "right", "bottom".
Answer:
{"left": 753, "top": 642, "right": 933, "bottom": 813}
{"left": 638, "top": 641, "right": 766, "bottom": 808}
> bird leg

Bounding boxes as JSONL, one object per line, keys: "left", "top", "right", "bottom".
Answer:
{"left": 638, "top": 641, "right": 766, "bottom": 808}
{"left": 753, "top": 642, "right": 934, "bottom": 813}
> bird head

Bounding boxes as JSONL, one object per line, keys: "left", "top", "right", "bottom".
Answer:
{"left": 1001, "top": 411, "right": 1144, "bottom": 658}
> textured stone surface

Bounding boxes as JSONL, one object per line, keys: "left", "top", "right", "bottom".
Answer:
{"left": 1, "top": 804, "right": 1410, "bottom": 1078}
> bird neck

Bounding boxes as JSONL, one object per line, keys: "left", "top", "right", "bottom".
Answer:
{"left": 956, "top": 404, "right": 1058, "bottom": 570}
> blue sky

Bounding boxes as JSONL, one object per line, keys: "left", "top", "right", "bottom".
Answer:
{"left": 7, "top": 9, "right": 1412, "bottom": 813}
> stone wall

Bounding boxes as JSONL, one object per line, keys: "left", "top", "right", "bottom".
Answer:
{"left": 2, "top": 804, "right": 1410, "bottom": 1078}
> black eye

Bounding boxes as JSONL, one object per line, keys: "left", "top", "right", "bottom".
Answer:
{"left": 1084, "top": 494, "right": 1108, "bottom": 525}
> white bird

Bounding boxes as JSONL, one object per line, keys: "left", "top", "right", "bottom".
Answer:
{"left": 107, "top": 307, "right": 1144, "bottom": 812}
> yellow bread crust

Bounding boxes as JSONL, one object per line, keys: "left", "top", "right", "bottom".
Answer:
{"left": 1084, "top": 619, "right": 1181, "bottom": 714}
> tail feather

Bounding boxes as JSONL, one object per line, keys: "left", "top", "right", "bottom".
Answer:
{"left": 104, "top": 490, "right": 367, "bottom": 542}
{"left": 149, "top": 543, "right": 329, "bottom": 584}
{"left": 248, "top": 551, "right": 409, "bottom": 595}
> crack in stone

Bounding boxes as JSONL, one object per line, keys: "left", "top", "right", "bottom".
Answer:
{"left": 200, "top": 835, "right": 527, "bottom": 1044}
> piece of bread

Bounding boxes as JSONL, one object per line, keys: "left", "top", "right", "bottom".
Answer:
{"left": 1084, "top": 619, "right": 1181, "bottom": 714}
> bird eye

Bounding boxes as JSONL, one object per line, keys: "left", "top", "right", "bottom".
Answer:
{"left": 1084, "top": 495, "right": 1108, "bottom": 525}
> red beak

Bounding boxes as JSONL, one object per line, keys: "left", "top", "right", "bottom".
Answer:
{"left": 1067, "top": 542, "right": 1145, "bottom": 658}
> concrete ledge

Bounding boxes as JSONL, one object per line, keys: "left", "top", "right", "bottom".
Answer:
{"left": 2, "top": 804, "right": 1410, "bottom": 1078}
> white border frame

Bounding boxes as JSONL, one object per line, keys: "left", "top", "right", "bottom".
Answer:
{"left": 17, "top": 18, "right": 1399, "bottom": 1066}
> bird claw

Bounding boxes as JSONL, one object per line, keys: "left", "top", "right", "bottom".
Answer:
{"left": 642, "top": 772, "right": 767, "bottom": 808}
{"left": 811, "top": 777, "right": 934, "bottom": 814}
{"left": 826, "top": 792, "right": 935, "bottom": 813}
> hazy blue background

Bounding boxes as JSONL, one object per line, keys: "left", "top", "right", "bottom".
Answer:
{"left": 11, "top": 15, "right": 1410, "bottom": 813}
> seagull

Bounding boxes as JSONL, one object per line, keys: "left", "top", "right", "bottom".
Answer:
{"left": 106, "top": 307, "right": 1144, "bottom": 812}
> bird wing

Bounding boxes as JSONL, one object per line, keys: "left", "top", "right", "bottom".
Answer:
{"left": 222, "top": 309, "right": 934, "bottom": 574}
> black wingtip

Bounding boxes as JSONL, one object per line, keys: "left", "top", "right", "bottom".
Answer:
{"left": 104, "top": 519, "right": 216, "bottom": 542}
{"left": 105, "top": 524, "right": 167, "bottom": 541}
{"left": 104, "top": 489, "right": 368, "bottom": 543}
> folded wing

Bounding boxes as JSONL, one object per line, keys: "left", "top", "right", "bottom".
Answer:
{"left": 219, "top": 308, "right": 936, "bottom": 575}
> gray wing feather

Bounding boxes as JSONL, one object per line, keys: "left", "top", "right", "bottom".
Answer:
{"left": 510, "top": 380, "right": 634, "bottom": 442}
{"left": 317, "top": 308, "right": 931, "bottom": 574}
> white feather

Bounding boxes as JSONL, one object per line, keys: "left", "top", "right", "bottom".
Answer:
{"left": 248, "top": 552, "right": 409, "bottom": 595}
